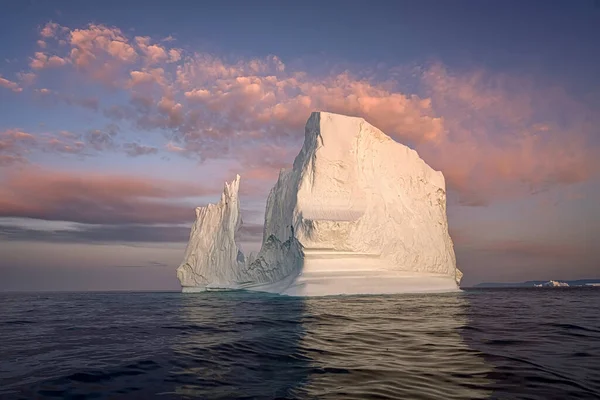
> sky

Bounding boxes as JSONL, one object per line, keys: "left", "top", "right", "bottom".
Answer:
{"left": 1, "top": 0, "right": 599, "bottom": 290}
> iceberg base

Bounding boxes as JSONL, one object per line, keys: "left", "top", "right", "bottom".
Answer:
{"left": 182, "top": 254, "right": 460, "bottom": 296}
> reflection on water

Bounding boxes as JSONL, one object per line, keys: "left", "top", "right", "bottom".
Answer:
{"left": 1, "top": 289, "right": 599, "bottom": 399}
{"left": 296, "top": 294, "right": 493, "bottom": 399}
{"left": 172, "top": 292, "right": 309, "bottom": 398}
{"left": 173, "top": 292, "right": 493, "bottom": 399}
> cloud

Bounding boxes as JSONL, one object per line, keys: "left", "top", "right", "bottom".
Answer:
{"left": 168, "top": 49, "right": 181, "bottom": 63}
{"left": 232, "top": 142, "right": 298, "bottom": 183}
{"left": 45, "top": 136, "right": 86, "bottom": 154}
{"left": 0, "top": 168, "right": 217, "bottom": 225}
{"left": 156, "top": 96, "right": 184, "bottom": 127}
{"left": 418, "top": 63, "right": 598, "bottom": 205}
{"left": 128, "top": 68, "right": 166, "bottom": 87}
{"left": 69, "top": 24, "right": 137, "bottom": 66}
{"left": 0, "top": 220, "right": 264, "bottom": 244}
{"left": 0, "top": 126, "right": 131, "bottom": 165}
{"left": 135, "top": 36, "right": 169, "bottom": 64}
{"left": 176, "top": 57, "right": 442, "bottom": 144}
{"left": 0, "top": 124, "right": 166, "bottom": 162}
{"left": 0, "top": 76, "right": 22, "bottom": 93}
{"left": 40, "top": 22, "right": 62, "bottom": 38}
{"left": 17, "top": 21, "right": 599, "bottom": 207}
{"left": 33, "top": 23, "right": 140, "bottom": 86}
{"left": 0, "top": 129, "right": 36, "bottom": 165}
{"left": 123, "top": 142, "right": 159, "bottom": 157}
{"left": 30, "top": 52, "right": 68, "bottom": 69}
{"left": 0, "top": 222, "right": 190, "bottom": 243}
{"left": 85, "top": 126, "right": 117, "bottom": 151}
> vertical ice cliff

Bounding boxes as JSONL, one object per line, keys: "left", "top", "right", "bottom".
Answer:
{"left": 177, "top": 111, "right": 463, "bottom": 295}
{"left": 176, "top": 176, "right": 247, "bottom": 290}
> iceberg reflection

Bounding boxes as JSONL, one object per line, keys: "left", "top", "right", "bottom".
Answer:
{"left": 171, "top": 292, "right": 309, "bottom": 398}
{"left": 173, "top": 292, "right": 493, "bottom": 399}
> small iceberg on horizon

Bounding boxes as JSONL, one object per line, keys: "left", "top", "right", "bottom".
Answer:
{"left": 534, "top": 280, "right": 570, "bottom": 287}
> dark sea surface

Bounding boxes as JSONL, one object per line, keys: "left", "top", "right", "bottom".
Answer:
{"left": 1, "top": 288, "right": 599, "bottom": 399}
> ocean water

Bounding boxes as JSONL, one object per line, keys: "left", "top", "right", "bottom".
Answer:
{"left": 1, "top": 289, "right": 599, "bottom": 399}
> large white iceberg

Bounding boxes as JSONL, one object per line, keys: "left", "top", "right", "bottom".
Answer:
{"left": 177, "top": 111, "right": 463, "bottom": 295}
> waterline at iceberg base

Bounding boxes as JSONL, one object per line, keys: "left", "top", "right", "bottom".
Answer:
{"left": 177, "top": 111, "right": 463, "bottom": 296}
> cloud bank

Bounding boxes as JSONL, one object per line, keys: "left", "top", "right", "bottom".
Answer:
{"left": 0, "top": 20, "right": 598, "bottom": 228}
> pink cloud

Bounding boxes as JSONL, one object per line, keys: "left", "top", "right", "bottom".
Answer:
{"left": 25, "top": 23, "right": 183, "bottom": 89}
{"left": 183, "top": 88, "right": 210, "bottom": 100}
{"left": 17, "top": 21, "right": 599, "bottom": 207}
{"left": 175, "top": 54, "right": 285, "bottom": 87}
{"left": 165, "top": 142, "right": 186, "bottom": 153}
{"left": 127, "top": 68, "right": 166, "bottom": 87}
{"left": 45, "top": 137, "right": 86, "bottom": 154}
{"left": 27, "top": 23, "right": 137, "bottom": 86}
{"left": 123, "top": 55, "right": 598, "bottom": 206}
{"left": 134, "top": 36, "right": 171, "bottom": 65}
{"left": 174, "top": 55, "right": 442, "bottom": 145}
{"left": 69, "top": 24, "right": 137, "bottom": 66}
{"left": 0, "top": 76, "right": 22, "bottom": 93}
{"left": 0, "top": 130, "right": 36, "bottom": 164}
{"left": 40, "top": 22, "right": 61, "bottom": 38}
{"left": 0, "top": 128, "right": 90, "bottom": 166}
{"left": 30, "top": 52, "right": 68, "bottom": 69}
{"left": 168, "top": 49, "right": 181, "bottom": 63}
{"left": 0, "top": 168, "right": 214, "bottom": 225}
{"left": 417, "top": 63, "right": 598, "bottom": 204}
{"left": 157, "top": 96, "right": 184, "bottom": 128}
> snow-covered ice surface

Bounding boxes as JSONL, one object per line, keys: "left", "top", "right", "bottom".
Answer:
{"left": 177, "top": 111, "right": 463, "bottom": 296}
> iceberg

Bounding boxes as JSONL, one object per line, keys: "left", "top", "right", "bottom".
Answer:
{"left": 534, "top": 280, "right": 570, "bottom": 287}
{"left": 177, "top": 111, "right": 463, "bottom": 296}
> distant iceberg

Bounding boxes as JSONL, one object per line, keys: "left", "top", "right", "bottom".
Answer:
{"left": 534, "top": 280, "right": 570, "bottom": 287}
{"left": 177, "top": 112, "right": 462, "bottom": 296}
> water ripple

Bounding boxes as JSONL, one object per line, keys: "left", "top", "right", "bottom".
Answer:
{"left": 0, "top": 289, "right": 599, "bottom": 399}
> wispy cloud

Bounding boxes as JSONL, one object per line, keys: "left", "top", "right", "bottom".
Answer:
{"left": 0, "top": 126, "right": 160, "bottom": 165}
{"left": 0, "top": 168, "right": 217, "bottom": 225}
{"left": 0, "top": 219, "right": 264, "bottom": 244}
{"left": 0, "top": 129, "right": 38, "bottom": 165}
{"left": 123, "top": 142, "right": 159, "bottom": 157}
{"left": 418, "top": 64, "right": 598, "bottom": 205}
